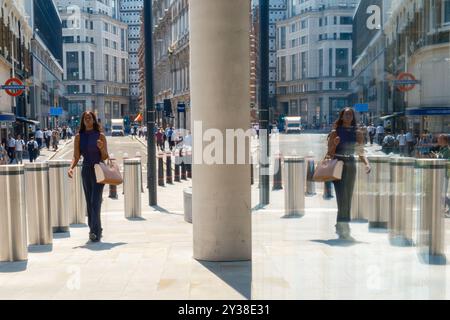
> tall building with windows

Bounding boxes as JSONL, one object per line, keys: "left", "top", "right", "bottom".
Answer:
{"left": 0, "top": 0, "right": 33, "bottom": 140}
{"left": 25, "top": 0, "right": 64, "bottom": 129}
{"left": 119, "top": 0, "right": 143, "bottom": 117}
{"left": 276, "top": 0, "right": 359, "bottom": 127}
{"left": 55, "top": 0, "right": 130, "bottom": 130}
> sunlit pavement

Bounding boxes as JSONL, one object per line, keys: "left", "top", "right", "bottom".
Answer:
{"left": 1, "top": 134, "right": 449, "bottom": 300}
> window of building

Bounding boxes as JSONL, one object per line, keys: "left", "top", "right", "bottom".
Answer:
{"left": 335, "top": 48, "right": 349, "bottom": 77}
{"left": 340, "top": 17, "right": 352, "bottom": 25}
{"left": 280, "top": 56, "right": 286, "bottom": 81}
{"left": 66, "top": 52, "right": 79, "bottom": 80}
{"left": 319, "top": 49, "right": 323, "bottom": 77}
{"left": 67, "top": 85, "right": 79, "bottom": 94}
{"left": 335, "top": 82, "right": 349, "bottom": 90}
{"left": 301, "top": 52, "right": 307, "bottom": 79}
{"left": 340, "top": 33, "right": 352, "bottom": 40}
{"left": 279, "top": 26, "right": 286, "bottom": 49}
{"left": 445, "top": 0, "right": 450, "bottom": 24}
{"left": 81, "top": 51, "right": 85, "bottom": 80}
{"left": 291, "top": 54, "right": 297, "bottom": 80}
{"left": 90, "top": 52, "right": 95, "bottom": 79}
{"left": 105, "top": 54, "right": 110, "bottom": 81}
{"left": 113, "top": 57, "right": 118, "bottom": 82}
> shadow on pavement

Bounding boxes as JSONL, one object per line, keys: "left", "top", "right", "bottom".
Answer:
{"left": 74, "top": 242, "right": 127, "bottom": 251}
{"left": 199, "top": 261, "right": 251, "bottom": 299}
{"left": 311, "top": 239, "right": 367, "bottom": 247}
{"left": 151, "top": 205, "right": 183, "bottom": 216}
{"left": 28, "top": 244, "right": 53, "bottom": 253}
{"left": 53, "top": 232, "right": 71, "bottom": 239}
{"left": 126, "top": 217, "right": 146, "bottom": 221}
{"left": 0, "top": 261, "right": 28, "bottom": 273}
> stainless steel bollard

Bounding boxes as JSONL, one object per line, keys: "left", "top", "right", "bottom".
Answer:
{"left": 283, "top": 157, "right": 305, "bottom": 218}
{"left": 184, "top": 187, "right": 192, "bottom": 223}
{"left": 70, "top": 164, "right": 86, "bottom": 225}
{"left": 24, "top": 162, "right": 52, "bottom": 246}
{"left": 0, "top": 165, "right": 28, "bottom": 262}
{"left": 124, "top": 158, "right": 142, "bottom": 219}
{"left": 389, "top": 157, "right": 415, "bottom": 246}
{"left": 416, "top": 159, "right": 447, "bottom": 264}
{"left": 351, "top": 159, "right": 368, "bottom": 221}
{"left": 48, "top": 160, "right": 71, "bottom": 233}
{"left": 272, "top": 153, "right": 283, "bottom": 190}
{"left": 305, "top": 157, "right": 316, "bottom": 196}
{"left": 367, "top": 155, "right": 389, "bottom": 229}
{"left": 350, "top": 159, "right": 361, "bottom": 221}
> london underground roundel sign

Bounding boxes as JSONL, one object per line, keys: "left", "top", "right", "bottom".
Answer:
{"left": 396, "top": 73, "right": 418, "bottom": 92}
{"left": 2, "top": 78, "right": 25, "bottom": 97}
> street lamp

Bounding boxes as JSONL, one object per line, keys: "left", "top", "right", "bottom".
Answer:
{"left": 144, "top": 0, "right": 157, "bottom": 206}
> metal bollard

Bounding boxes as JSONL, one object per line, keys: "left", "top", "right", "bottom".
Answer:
{"left": 272, "top": 153, "right": 283, "bottom": 190}
{"left": 389, "top": 157, "right": 415, "bottom": 246}
{"left": 158, "top": 152, "right": 165, "bottom": 186}
{"left": 124, "top": 158, "right": 142, "bottom": 219}
{"left": 166, "top": 151, "right": 173, "bottom": 184}
{"left": 0, "top": 165, "right": 28, "bottom": 262}
{"left": 186, "top": 150, "right": 192, "bottom": 179}
{"left": 415, "top": 159, "right": 447, "bottom": 264}
{"left": 357, "top": 159, "right": 370, "bottom": 221}
{"left": 367, "top": 155, "right": 389, "bottom": 229}
{"left": 251, "top": 155, "right": 254, "bottom": 186}
{"left": 181, "top": 149, "right": 187, "bottom": 180}
{"left": 174, "top": 150, "right": 181, "bottom": 182}
{"left": 283, "top": 156, "right": 305, "bottom": 218}
{"left": 24, "top": 162, "right": 52, "bottom": 246}
{"left": 184, "top": 187, "right": 192, "bottom": 223}
{"left": 305, "top": 157, "right": 316, "bottom": 196}
{"left": 48, "top": 160, "right": 71, "bottom": 233}
{"left": 323, "top": 181, "right": 334, "bottom": 200}
{"left": 70, "top": 163, "right": 87, "bottom": 225}
{"left": 351, "top": 159, "right": 368, "bottom": 221}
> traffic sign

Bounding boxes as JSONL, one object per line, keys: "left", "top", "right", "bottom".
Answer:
{"left": 394, "top": 73, "right": 420, "bottom": 92}
{"left": 50, "top": 107, "right": 63, "bottom": 116}
{"left": 354, "top": 103, "right": 369, "bottom": 112}
{"left": 177, "top": 103, "right": 186, "bottom": 113}
{"left": 1, "top": 78, "right": 25, "bottom": 96}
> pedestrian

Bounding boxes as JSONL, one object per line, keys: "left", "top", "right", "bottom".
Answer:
{"left": 52, "top": 129, "right": 59, "bottom": 151}
{"left": 396, "top": 130, "right": 407, "bottom": 156}
{"left": 27, "top": 136, "right": 39, "bottom": 163}
{"left": 326, "top": 107, "right": 371, "bottom": 241}
{"left": 44, "top": 128, "right": 52, "bottom": 149}
{"left": 143, "top": 126, "right": 147, "bottom": 140}
{"left": 0, "top": 141, "right": 8, "bottom": 165}
{"left": 367, "top": 123, "right": 376, "bottom": 145}
{"left": 68, "top": 111, "right": 109, "bottom": 242}
{"left": 405, "top": 130, "right": 415, "bottom": 156}
{"left": 382, "top": 131, "right": 396, "bottom": 155}
{"left": 14, "top": 134, "right": 25, "bottom": 164}
{"left": 168, "top": 127, "right": 175, "bottom": 150}
{"left": 7, "top": 134, "right": 16, "bottom": 164}
{"left": 376, "top": 124, "right": 384, "bottom": 145}
{"left": 156, "top": 128, "right": 164, "bottom": 151}
{"left": 35, "top": 128, "right": 44, "bottom": 149}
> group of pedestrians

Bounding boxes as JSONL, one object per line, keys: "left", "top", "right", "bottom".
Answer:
{"left": 1, "top": 134, "right": 38, "bottom": 164}
{"left": 155, "top": 126, "right": 178, "bottom": 151}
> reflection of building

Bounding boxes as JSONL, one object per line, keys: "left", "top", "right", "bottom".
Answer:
{"left": 276, "top": 0, "right": 359, "bottom": 126}
{"left": 0, "top": 0, "right": 33, "bottom": 141}
{"left": 55, "top": 0, "right": 130, "bottom": 130}
{"left": 119, "top": 0, "right": 143, "bottom": 117}
{"left": 384, "top": 0, "right": 450, "bottom": 134}
{"left": 25, "top": 0, "right": 65, "bottom": 129}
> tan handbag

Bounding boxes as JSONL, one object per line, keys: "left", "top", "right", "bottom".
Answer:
{"left": 95, "top": 159, "right": 123, "bottom": 185}
{"left": 313, "top": 158, "right": 344, "bottom": 182}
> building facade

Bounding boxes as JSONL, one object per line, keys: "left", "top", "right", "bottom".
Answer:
{"left": 0, "top": 0, "right": 33, "bottom": 142}
{"left": 25, "top": 0, "right": 65, "bottom": 130}
{"left": 276, "top": 0, "right": 359, "bottom": 127}
{"left": 119, "top": 0, "right": 143, "bottom": 118}
{"left": 55, "top": 0, "right": 130, "bottom": 131}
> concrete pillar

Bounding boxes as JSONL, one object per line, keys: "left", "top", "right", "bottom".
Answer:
{"left": 190, "top": 0, "right": 251, "bottom": 262}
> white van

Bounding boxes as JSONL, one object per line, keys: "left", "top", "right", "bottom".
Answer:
{"left": 284, "top": 116, "right": 302, "bottom": 133}
{"left": 111, "top": 119, "right": 125, "bottom": 136}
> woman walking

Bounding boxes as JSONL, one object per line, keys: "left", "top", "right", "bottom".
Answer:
{"left": 68, "top": 111, "right": 109, "bottom": 242}
{"left": 326, "top": 108, "right": 371, "bottom": 241}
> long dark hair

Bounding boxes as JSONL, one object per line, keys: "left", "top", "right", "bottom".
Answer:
{"left": 334, "top": 107, "right": 358, "bottom": 129}
{"left": 79, "top": 111, "right": 101, "bottom": 133}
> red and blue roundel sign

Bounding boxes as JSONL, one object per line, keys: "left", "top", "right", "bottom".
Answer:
{"left": 2, "top": 78, "right": 25, "bottom": 97}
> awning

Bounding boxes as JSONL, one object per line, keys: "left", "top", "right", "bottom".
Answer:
{"left": 379, "top": 112, "right": 405, "bottom": 121}
{"left": 405, "top": 107, "right": 450, "bottom": 116}
{"left": 0, "top": 113, "right": 16, "bottom": 122}
{"left": 15, "top": 117, "right": 40, "bottom": 126}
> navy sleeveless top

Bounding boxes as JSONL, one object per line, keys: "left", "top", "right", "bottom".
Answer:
{"left": 335, "top": 126, "right": 357, "bottom": 156}
{"left": 80, "top": 130, "right": 102, "bottom": 167}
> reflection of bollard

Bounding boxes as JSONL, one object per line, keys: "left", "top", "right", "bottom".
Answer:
{"left": 0, "top": 165, "right": 28, "bottom": 262}
{"left": 25, "top": 162, "right": 52, "bottom": 246}
{"left": 181, "top": 149, "right": 187, "bottom": 180}
{"left": 283, "top": 157, "right": 305, "bottom": 218}
{"left": 389, "top": 157, "right": 415, "bottom": 246}
{"left": 367, "top": 155, "right": 389, "bottom": 229}
{"left": 122, "top": 153, "right": 129, "bottom": 195}
{"left": 48, "top": 160, "right": 71, "bottom": 233}
{"left": 109, "top": 154, "right": 118, "bottom": 199}
{"left": 158, "top": 152, "right": 165, "bottom": 186}
{"left": 186, "top": 150, "right": 192, "bottom": 179}
{"left": 124, "top": 158, "right": 142, "bottom": 219}
{"left": 136, "top": 152, "right": 144, "bottom": 193}
{"left": 166, "top": 151, "right": 173, "bottom": 184}
{"left": 323, "top": 181, "right": 334, "bottom": 199}
{"left": 174, "top": 150, "right": 181, "bottom": 182}
{"left": 416, "top": 159, "right": 447, "bottom": 264}
{"left": 357, "top": 160, "right": 370, "bottom": 221}
{"left": 70, "top": 163, "right": 87, "bottom": 224}
{"left": 350, "top": 159, "right": 367, "bottom": 221}
{"left": 272, "top": 153, "right": 283, "bottom": 190}
{"left": 251, "top": 155, "right": 254, "bottom": 185}
{"left": 306, "top": 157, "right": 316, "bottom": 196}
